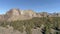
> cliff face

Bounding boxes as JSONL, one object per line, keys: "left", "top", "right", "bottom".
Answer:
{"left": 0, "top": 8, "right": 38, "bottom": 21}
{"left": 5, "top": 9, "right": 21, "bottom": 21}
{"left": 0, "top": 8, "right": 60, "bottom": 21}
{"left": 6, "top": 9, "right": 36, "bottom": 21}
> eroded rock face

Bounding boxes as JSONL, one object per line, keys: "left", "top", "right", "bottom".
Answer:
{"left": 6, "top": 8, "right": 21, "bottom": 17}
{"left": 22, "top": 10, "right": 37, "bottom": 17}
{"left": 0, "top": 8, "right": 59, "bottom": 21}
{"left": 5, "top": 8, "right": 22, "bottom": 21}
{"left": 4, "top": 9, "right": 38, "bottom": 21}
{"left": 0, "top": 8, "right": 49, "bottom": 21}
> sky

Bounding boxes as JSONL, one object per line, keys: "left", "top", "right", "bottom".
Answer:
{"left": 0, "top": 0, "right": 60, "bottom": 14}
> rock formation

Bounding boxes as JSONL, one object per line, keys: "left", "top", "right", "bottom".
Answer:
{"left": 0, "top": 8, "right": 60, "bottom": 21}
{"left": 0, "top": 8, "right": 60, "bottom": 34}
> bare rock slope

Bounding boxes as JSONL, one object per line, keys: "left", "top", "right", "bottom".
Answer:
{"left": 0, "top": 8, "right": 40, "bottom": 21}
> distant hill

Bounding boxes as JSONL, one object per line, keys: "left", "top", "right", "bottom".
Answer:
{"left": 0, "top": 8, "right": 60, "bottom": 21}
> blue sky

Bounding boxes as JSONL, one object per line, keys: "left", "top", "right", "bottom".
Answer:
{"left": 0, "top": 0, "right": 60, "bottom": 14}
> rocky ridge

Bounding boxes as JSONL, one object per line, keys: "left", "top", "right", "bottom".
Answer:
{"left": 0, "top": 8, "right": 60, "bottom": 21}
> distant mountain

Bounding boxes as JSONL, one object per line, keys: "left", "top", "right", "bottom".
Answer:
{"left": 0, "top": 8, "right": 60, "bottom": 21}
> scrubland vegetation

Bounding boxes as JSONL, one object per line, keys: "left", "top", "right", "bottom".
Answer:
{"left": 0, "top": 16, "right": 60, "bottom": 34}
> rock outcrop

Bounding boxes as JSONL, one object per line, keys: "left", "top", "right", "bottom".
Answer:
{"left": 0, "top": 8, "right": 60, "bottom": 21}
{"left": 3, "top": 8, "right": 38, "bottom": 21}
{"left": 0, "top": 8, "right": 60, "bottom": 34}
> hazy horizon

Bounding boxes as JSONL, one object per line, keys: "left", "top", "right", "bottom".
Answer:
{"left": 0, "top": 0, "right": 60, "bottom": 14}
